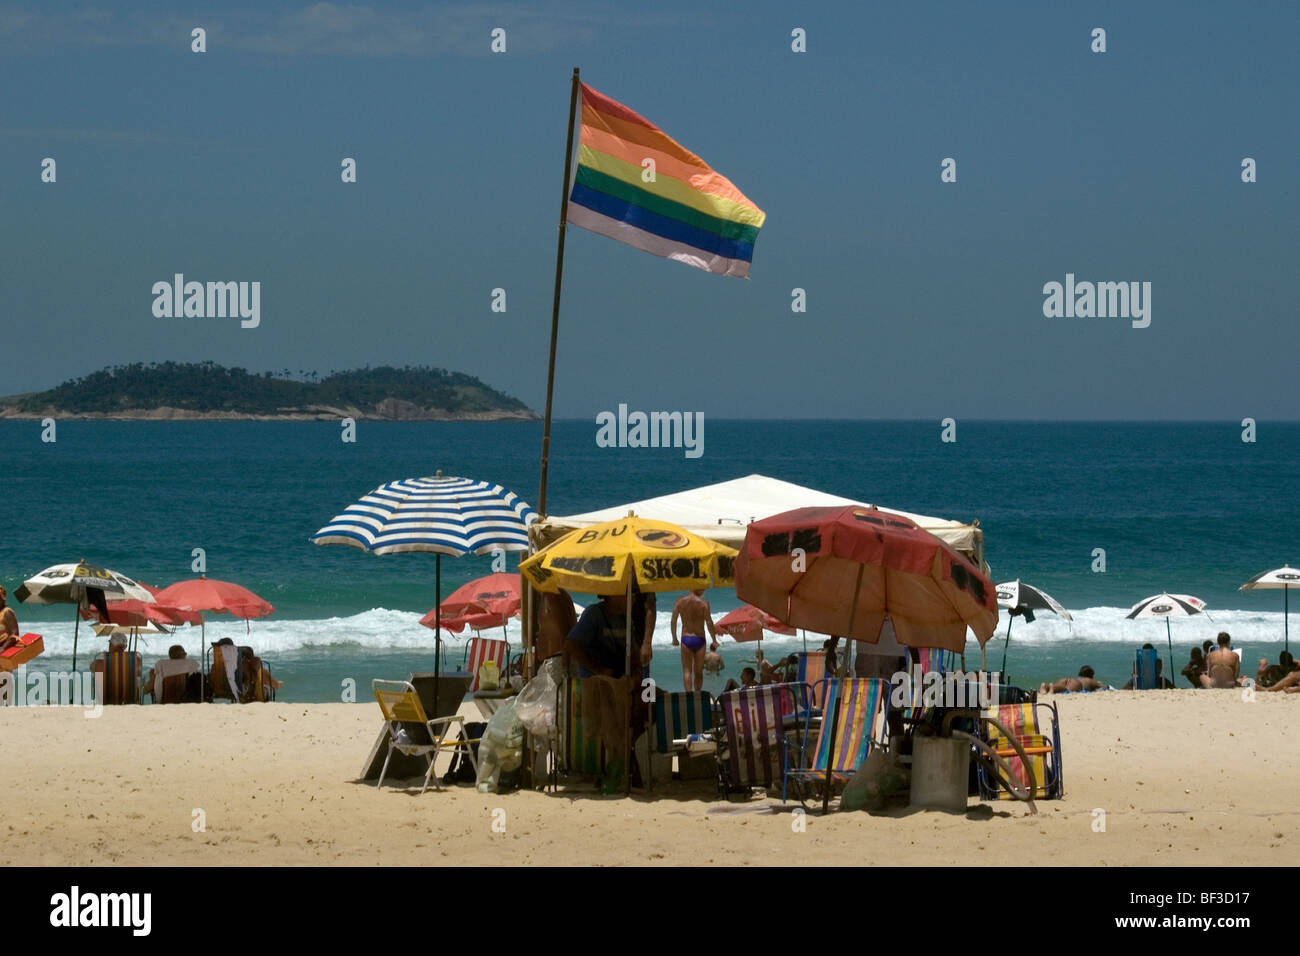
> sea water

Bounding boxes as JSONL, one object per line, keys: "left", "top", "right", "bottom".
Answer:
{"left": 2, "top": 420, "right": 1295, "bottom": 701}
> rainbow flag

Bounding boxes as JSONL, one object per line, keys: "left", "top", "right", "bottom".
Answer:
{"left": 566, "top": 83, "right": 765, "bottom": 278}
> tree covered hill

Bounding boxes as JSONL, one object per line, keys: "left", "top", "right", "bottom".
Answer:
{"left": 0, "top": 362, "right": 538, "bottom": 421}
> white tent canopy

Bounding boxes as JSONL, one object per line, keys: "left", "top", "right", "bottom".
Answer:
{"left": 530, "top": 474, "right": 984, "bottom": 566}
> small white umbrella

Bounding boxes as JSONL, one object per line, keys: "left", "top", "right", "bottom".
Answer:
{"left": 1240, "top": 566, "right": 1300, "bottom": 652}
{"left": 92, "top": 620, "right": 168, "bottom": 654}
{"left": 995, "top": 580, "right": 1072, "bottom": 681}
{"left": 1126, "top": 593, "right": 1208, "bottom": 680}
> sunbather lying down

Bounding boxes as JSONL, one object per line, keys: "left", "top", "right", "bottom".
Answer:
{"left": 1040, "top": 666, "right": 1108, "bottom": 694}
{"left": 1256, "top": 668, "right": 1300, "bottom": 693}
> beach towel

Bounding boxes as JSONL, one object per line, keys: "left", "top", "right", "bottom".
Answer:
{"left": 581, "top": 676, "right": 628, "bottom": 754}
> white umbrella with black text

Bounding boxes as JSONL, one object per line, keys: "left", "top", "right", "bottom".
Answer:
{"left": 1126, "top": 592, "right": 1208, "bottom": 681}
{"left": 15, "top": 561, "right": 155, "bottom": 669}
{"left": 1240, "top": 566, "right": 1300, "bottom": 653}
{"left": 995, "top": 580, "right": 1072, "bottom": 684}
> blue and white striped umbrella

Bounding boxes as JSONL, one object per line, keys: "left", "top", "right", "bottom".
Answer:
{"left": 311, "top": 472, "right": 536, "bottom": 689}
{"left": 310, "top": 473, "right": 536, "bottom": 556}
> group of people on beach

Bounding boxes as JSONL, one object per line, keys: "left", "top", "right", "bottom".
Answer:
{"left": 1040, "top": 632, "right": 1300, "bottom": 693}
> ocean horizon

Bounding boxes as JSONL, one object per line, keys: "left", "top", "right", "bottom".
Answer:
{"left": 4, "top": 418, "right": 1294, "bottom": 699}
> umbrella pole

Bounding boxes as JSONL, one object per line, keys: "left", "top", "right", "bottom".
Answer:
{"left": 823, "top": 563, "right": 865, "bottom": 814}
{"left": 434, "top": 554, "right": 442, "bottom": 719}
{"left": 624, "top": 577, "right": 633, "bottom": 796}
{"left": 1166, "top": 617, "right": 1174, "bottom": 688}
{"left": 1000, "top": 615, "right": 1014, "bottom": 684}
{"left": 72, "top": 607, "right": 80, "bottom": 671}
{"left": 1286, "top": 587, "right": 1290, "bottom": 654}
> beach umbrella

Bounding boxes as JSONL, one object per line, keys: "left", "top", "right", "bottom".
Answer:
{"left": 520, "top": 514, "right": 736, "bottom": 792}
{"left": 1126, "top": 593, "right": 1207, "bottom": 680}
{"left": 92, "top": 620, "right": 167, "bottom": 653}
{"left": 735, "top": 505, "right": 997, "bottom": 813}
{"left": 715, "top": 603, "right": 796, "bottom": 667}
{"left": 995, "top": 580, "right": 1072, "bottom": 683}
{"left": 1240, "top": 566, "right": 1300, "bottom": 652}
{"left": 152, "top": 577, "right": 274, "bottom": 683}
{"left": 735, "top": 506, "right": 998, "bottom": 654}
{"left": 15, "top": 561, "right": 154, "bottom": 669}
{"left": 420, "top": 571, "right": 521, "bottom": 638}
{"left": 715, "top": 604, "right": 795, "bottom": 642}
{"left": 311, "top": 472, "right": 536, "bottom": 709}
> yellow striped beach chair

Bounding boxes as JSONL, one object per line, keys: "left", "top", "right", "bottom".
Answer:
{"left": 979, "top": 701, "right": 1062, "bottom": 800}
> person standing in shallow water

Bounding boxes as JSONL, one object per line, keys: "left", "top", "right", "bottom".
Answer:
{"left": 670, "top": 590, "right": 718, "bottom": 691}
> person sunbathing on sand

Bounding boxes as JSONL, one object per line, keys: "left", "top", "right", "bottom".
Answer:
{"left": 1256, "top": 651, "right": 1296, "bottom": 688}
{"left": 1256, "top": 653, "right": 1300, "bottom": 693}
{"left": 1199, "top": 632, "right": 1243, "bottom": 688}
{"left": 1040, "top": 666, "right": 1107, "bottom": 694}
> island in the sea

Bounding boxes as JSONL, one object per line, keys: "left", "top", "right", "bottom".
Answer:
{"left": 0, "top": 362, "right": 540, "bottom": 421}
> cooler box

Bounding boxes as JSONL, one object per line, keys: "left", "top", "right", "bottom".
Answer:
{"left": 0, "top": 633, "right": 43, "bottom": 672}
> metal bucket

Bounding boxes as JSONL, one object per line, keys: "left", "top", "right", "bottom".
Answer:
{"left": 909, "top": 734, "right": 971, "bottom": 812}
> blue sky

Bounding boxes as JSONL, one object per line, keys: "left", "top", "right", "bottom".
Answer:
{"left": 1, "top": 0, "right": 1296, "bottom": 418}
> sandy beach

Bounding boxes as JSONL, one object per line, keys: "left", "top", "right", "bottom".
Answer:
{"left": 1, "top": 689, "right": 1291, "bottom": 867}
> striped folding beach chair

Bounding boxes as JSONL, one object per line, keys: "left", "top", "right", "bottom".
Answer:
{"left": 783, "top": 678, "right": 889, "bottom": 807}
{"left": 562, "top": 677, "right": 606, "bottom": 776}
{"left": 978, "top": 700, "right": 1063, "bottom": 800}
{"left": 796, "top": 651, "right": 828, "bottom": 710}
{"left": 717, "top": 684, "right": 797, "bottom": 799}
{"left": 101, "top": 650, "right": 142, "bottom": 705}
{"left": 464, "top": 637, "right": 509, "bottom": 692}
{"left": 652, "top": 691, "right": 714, "bottom": 754}
{"left": 900, "top": 646, "right": 946, "bottom": 726}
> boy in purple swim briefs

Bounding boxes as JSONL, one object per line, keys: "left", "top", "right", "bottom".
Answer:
{"left": 671, "top": 589, "right": 719, "bottom": 692}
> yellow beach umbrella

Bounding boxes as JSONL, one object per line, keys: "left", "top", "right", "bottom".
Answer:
{"left": 520, "top": 515, "right": 735, "bottom": 793}
{"left": 520, "top": 515, "right": 736, "bottom": 596}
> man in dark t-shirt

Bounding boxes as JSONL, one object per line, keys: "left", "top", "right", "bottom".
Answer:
{"left": 565, "top": 591, "right": 656, "bottom": 679}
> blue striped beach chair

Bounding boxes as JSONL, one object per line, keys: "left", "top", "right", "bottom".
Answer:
{"left": 652, "top": 691, "right": 714, "bottom": 754}
{"left": 649, "top": 691, "right": 714, "bottom": 786}
{"left": 795, "top": 651, "right": 827, "bottom": 712}
{"left": 717, "top": 684, "right": 797, "bottom": 799}
{"left": 783, "top": 678, "right": 889, "bottom": 807}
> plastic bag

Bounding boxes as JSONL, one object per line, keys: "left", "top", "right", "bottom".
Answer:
{"left": 475, "top": 698, "right": 524, "bottom": 793}
{"left": 478, "top": 660, "right": 501, "bottom": 691}
{"left": 514, "top": 658, "right": 561, "bottom": 738}
{"left": 842, "top": 747, "right": 910, "bottom": 812}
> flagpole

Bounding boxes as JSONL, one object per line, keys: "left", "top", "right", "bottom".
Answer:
{"left": 537, "top": 67, "right": 581, "bottom": 517}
